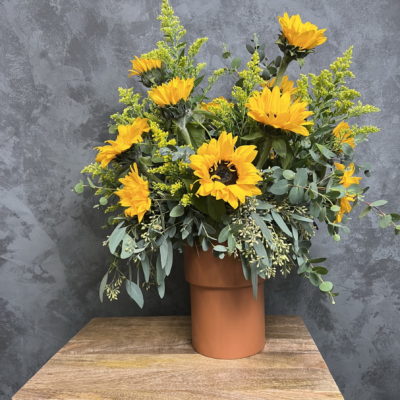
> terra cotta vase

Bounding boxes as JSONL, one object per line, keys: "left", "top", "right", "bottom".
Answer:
{"left": 184, "top": 245, "right": 266, "bottom": 359}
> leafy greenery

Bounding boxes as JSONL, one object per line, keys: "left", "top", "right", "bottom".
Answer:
{"left": 75, "top": 0, "right": 398, "bottom": 307}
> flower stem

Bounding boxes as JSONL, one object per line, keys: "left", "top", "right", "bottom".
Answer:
{"left": 176, "top": 116, "right": 193, "bottom": 147}
{"left": 180, "top": 124, "right": 192, "bottom": 146}
{"left": 275, "top": 54, "right": 291, "bottom": 87}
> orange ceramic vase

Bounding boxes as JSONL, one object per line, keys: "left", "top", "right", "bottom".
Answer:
{"left": 184, "top": 245, "right": 266, "bottom": 359}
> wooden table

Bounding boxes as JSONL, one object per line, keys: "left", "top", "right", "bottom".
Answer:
{"left": 13, "top": 316, "right": 343, "bottom": 399}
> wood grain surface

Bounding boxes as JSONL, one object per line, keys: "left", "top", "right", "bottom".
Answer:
{"left": 13, "top": 316, "right": 344, "bottom": 400}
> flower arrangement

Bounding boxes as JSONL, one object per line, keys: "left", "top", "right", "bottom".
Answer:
{"left": 76, "top": 1, "right": 399, "bottom": 307}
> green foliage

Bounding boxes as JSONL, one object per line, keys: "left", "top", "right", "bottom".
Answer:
{"left": 141, "top": 0, "right": 207, "bottom": 78}
{"left": 297, "top": 47, "right": 380, "bottom": 145}
{"left": 75, "top": 0, "right": 397, "bottom": 307}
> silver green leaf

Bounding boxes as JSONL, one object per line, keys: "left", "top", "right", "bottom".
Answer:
{"left": 126, "top": 280, "right": 144, "bottom": 308}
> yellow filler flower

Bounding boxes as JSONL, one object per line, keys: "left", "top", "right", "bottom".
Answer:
{"left": 263, "top": 75, "right": 297, "bottom": 96}
{"left": 278, "top": 13, "right": 327, "bottom": 50}
{"left": 95, "top": 118, "right": 150, "bottom": 168}
{"left": 246, "top": 86, "right": 313, "bottom": 136}
{"left": 334, "top": 162, "right": 362, "bottom": 188}
{"left": 115, "top": 163, "right": 151, "bottom": 222}
{"left": 335, "top": 194, "right": 356, "bottom": 223}
{"left": 200, "top": 97, "right": 233, "bottom": 112}
{"left": 128, "top": 57, "right": 162, "bottom": 76}
{"left": 333, "top": 121, "right": 355, "bottom": 149}
{"left": 189, "top": 132, "right": 262, "bottom": 209}
{"left": 148, "top": 77, "right": 194, "bottom": 107}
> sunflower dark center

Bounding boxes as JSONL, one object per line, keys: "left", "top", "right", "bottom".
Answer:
{"left": 209, "top": 161, "right": 238, "bottom": 185}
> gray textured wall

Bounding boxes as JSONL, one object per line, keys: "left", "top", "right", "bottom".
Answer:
{"left": 0, "top": 0, "right": 399, "bottom": 399}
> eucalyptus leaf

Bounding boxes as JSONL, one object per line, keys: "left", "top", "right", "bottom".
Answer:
{"left": 165, "top": 240, "right": 174, "bottom": 276}
{"left": 282, "top": 170, "right": 295, "bottom": 180}
{"left": 308, "top": 272, "right": 320, "bottom": 287}
{"left": 74, "top": 180, "right": 84, "bottom": 194}
{"left": 256, "top": 200, "right": 273, "bottom": 210}
{"left": 319, "top": 281, "right": 333, "bottom": 292}
{"left": 214, "top": 245, "right": 227, "bottom": 252}
{"left": 218, "top": 225, "right": 230, "bottom": 243}
{"left": 241, "top": 259, "right": 250, "bottom": 280}
{"left": 294, "top": 168, "right": 308, "bottom": 187}
{"left": 170, "top": 204, "right": 185, "bottom": 217}
{"left": 309, "top": 258, "right": 327, "bottom": 263}
{"left": 316, "top": 143, "right": 336, "bottom": 159}
{"left": 201, "top": 237, "right": 208, "bottom": 252}
{"left": 379, "top": 214, "right": 392, "bottom": 228}
{"left": 313, "top": 266, "right": 328, "bottom": 275}
{"left": 297, "top": 262, "right": 309, "bottom": 274}
{"left": 108, "top": 223, "right": 126, "bottom": 254}
{"left": 359, "top": 206, "right": 372, "bottom": 218}
{"left": 156, "top": 254, "right": 166, "bottom": 298}
{"left": 99, "top": 272, "right": 108, "bottom": 303}
{"left": 370, "top": 200, "right": 387, "bottom": 207}
{"left": 251, "top": 212, "right": 273, "bottom": 242}
{"left": 288, "top": 187, "right": 304, "bottom": 204}
{"left": 291, "top": 214, "right": 313, "bottom": 223}
{"left": 391, "top": 213, "right": 400, "bottom": 222}
{"left": 99, "top": 197, "right": 108, "bottom": 206}
{"left": 271, "top": 211, "right": 292, "bottom": 237}
{"left": 250, "top": 262, "right": 258, "bottom": 298}
{"left": 160, "top": 239, "right": 169, "bottom": 269}
{"left": 141, "top": 253, "right": 151, "bottom": 283}
{"left": 269, "top": 179, "right": 289, "bottom": 195}
{"left": 228, "top": 234, "right": 236, "bottom": 253}
{"left": 120, "top": 234, "right": 135, "bottom": 259}
{"left": 126, "top": 280, "right": 144, "bottom": 308}
{"left": 310, "top": 202, "right": 321, "bottom": 218}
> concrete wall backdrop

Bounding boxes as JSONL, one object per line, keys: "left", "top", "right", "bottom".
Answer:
{"left": 0, "top": 0, "right": 399, "bottom": 399}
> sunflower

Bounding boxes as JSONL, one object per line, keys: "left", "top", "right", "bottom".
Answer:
{"left": 95, "top": 118, "right": 150, "bottom": 168}
{"left": 128, "top": 57, "right": 162, "bottom": 76}
{"left": 334, "top": 162, "right": 362, "bottom": 188}
{"left": 278, "top": 13, "right": 327, "bottom": 50}
{"left": 263, "top": 75, "right": 297, "bottom": 96}
{"left": 115, "top": 163, "right": 151, "bottom": 222}
{"left": 148, "top": 77, "right": 194, "bottom": 107}
{"left": 335, "top": 194, "right": 356, "bottom": 223}
{"left": 246, "top": 86, "right": 313, "bottom": 136}
{"left": 189, "top": 132, "right": 262, "bottom": 209}
{"left": 333, "top": 121, "right": 355, "bottom": 149}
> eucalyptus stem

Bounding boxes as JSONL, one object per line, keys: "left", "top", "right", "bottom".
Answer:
{"left": 275, "top": 54, "right": 291, "bottom": 87}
